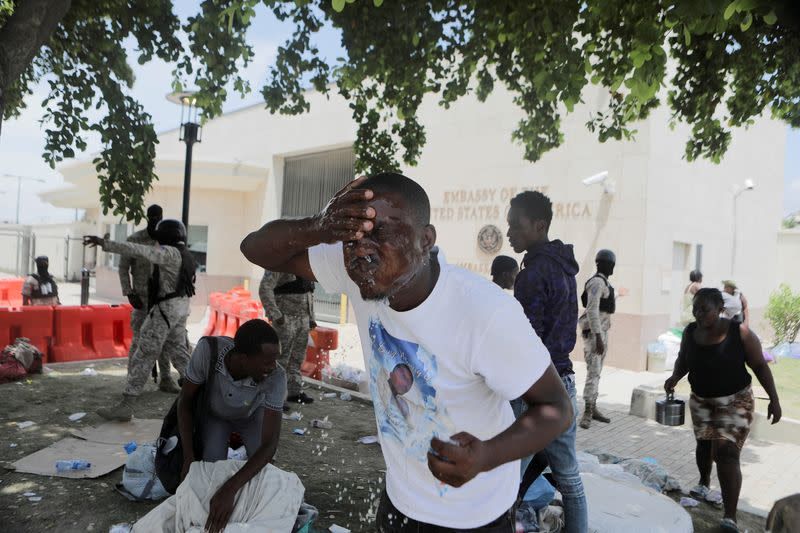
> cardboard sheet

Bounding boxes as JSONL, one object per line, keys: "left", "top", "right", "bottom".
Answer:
{"left": 13, "top": 418, "right": 162, "bottom": 479}
{"left": 69, "top": 418, "right": 162, "bottom": 445}
{"left": 12, "top": 437, "right": 127, "bottom": 479}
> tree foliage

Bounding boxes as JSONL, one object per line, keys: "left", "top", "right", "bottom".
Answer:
{"left": 766, "top": 284, "right": 800, "bottom": 344}
{"left": 1, "top": 0, "right": 799, "bottom": 221}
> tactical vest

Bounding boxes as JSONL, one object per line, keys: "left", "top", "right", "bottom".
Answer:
{"left": 148, "top": 247, "right": 197, "bottom": 309}
{"left": 581, "top": 274, "right": 616, "bottom": 314}
{"left": 274, "top": 276, "right": 315, "bottom": 295}
{"left": 30, "top": 274, "right": 58, "bottom": 299}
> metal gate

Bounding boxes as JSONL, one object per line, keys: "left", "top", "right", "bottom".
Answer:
{"left": 282, "top": 148, "right": 355, "bottom": 323}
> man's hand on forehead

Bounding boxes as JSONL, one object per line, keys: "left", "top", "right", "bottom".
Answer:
{"left": 315, "top": 176, "right": 376, "bottom": 243}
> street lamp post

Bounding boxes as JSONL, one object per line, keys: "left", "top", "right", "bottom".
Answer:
{"left": 166, "top": 92, "right": 202, "bottom": 227}
{"left": 731, "top": 179, "right": 755, "bottom": 277}
{"left": 1, "top": 174, "right": 47, "bottom": 224}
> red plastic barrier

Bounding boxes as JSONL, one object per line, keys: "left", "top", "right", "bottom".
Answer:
{"left": 0, "top": 278, "right": 25, "bottom": 308}
{"left": 89, "top": 304, "right": 132, "bottom": 357}
{"left": 0, "top": 306, "right": 54, "bottom": 362}
{"left": 302, "top": 326, "right": 339, "bottom": 380}
{"left": 204, "top": 288, "right": 266, "bottom": 339}
{"left": 50, "top": 306, "right": 95, "bottom": 362}
{"left": 202, "top": 292, "right": 224, "bottom": 336}
{"left": 50, "top": 305, "right": 132, "bottom": 362}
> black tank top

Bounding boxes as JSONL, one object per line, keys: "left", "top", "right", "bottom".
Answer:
{"left": 685, "top": 321, "right": 752, "bottom": 398}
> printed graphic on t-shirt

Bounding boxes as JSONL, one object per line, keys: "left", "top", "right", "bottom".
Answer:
{"left": 368, "top": 318, "right": 457, "bottom": 465}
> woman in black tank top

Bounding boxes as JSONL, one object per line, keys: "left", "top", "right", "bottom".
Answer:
{"left": 664, "top": 289, "right": 782, "bottom": 532}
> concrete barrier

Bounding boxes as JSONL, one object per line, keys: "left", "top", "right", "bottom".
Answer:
{"left": 629, "top": 384, "right": 688, "bottom": 426}
{"left": 630, "top": 384, "right": 800, "bottom": 445}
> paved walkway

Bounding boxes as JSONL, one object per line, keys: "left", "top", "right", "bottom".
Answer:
{"left": 577, "top": 405, "right": 800, "bottom": 515}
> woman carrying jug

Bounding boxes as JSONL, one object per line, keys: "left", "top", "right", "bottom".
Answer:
{"left": 665, "top": 288, "right": 781, "bottom": 533}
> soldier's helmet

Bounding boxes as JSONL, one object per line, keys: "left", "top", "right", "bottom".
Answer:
{"left": 595, "top": 249, "right": 616, "bottom": 264}
{"left": 155, "top": 219, "right": 187, "bottom": 246}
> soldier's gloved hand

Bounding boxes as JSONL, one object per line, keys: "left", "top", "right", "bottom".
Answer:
{"left": 127, "top": 293, "right": 144, "bottom": 309}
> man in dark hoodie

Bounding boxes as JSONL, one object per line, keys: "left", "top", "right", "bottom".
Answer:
{"left": 507, "top": 190, "right": 587, "bottom": 533}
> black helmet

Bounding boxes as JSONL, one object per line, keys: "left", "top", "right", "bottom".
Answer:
{"left": 595, "top": 249, "right": 616, "bottom": 264}
{"left": 155, "top": 219, "right": 187, "bottom": 246}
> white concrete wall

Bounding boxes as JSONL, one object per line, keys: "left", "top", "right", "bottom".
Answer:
{"left": 777, "top": 229, "right": 800, "bottom": 291}
{"left": 643, "top": 106, "right": 786, "bottom": 330}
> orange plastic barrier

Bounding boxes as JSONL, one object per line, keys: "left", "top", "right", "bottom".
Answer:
{"left": 301, "top": 326, "right": 339, "bottom": 380}
{"left": 88, "top": 304, "right": 133, "bottom": 357}
{"left": 0, "top": 306, "right": 54, "bottom": 361}
{"left": 203, "top": 288, "right": 266, "bottom": 339}
{"left": 50, "top": 305, "right": 133, "bottom": 362}
{"left": 0, "top": 278, "right": 25, "bottom": 308}
{"left": 202, "top": 292, "right": 224, "bottom": 336}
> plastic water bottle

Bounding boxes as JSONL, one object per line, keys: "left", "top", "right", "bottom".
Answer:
{"left": 123, "top": 441, "right": 137, "bottom": 454}
{"left": 55, "top": 460, "right": 91, "bottom": 472}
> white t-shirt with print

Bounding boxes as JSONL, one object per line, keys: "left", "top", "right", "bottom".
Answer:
{"left": 309, "top": 242, "right": 551, "bottom": 528}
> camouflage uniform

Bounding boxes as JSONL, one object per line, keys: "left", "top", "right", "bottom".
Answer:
{"left": 259, "top": 270, "right": 315, "bottom": 397}
{"left": 579, "top": 274, "right": 612, "bottom": 414}
{"left": 103, "top": 240, "right": 191, "bottom": 397}
{"left": 118, "top": 229, "right": 172, "bottom": 382}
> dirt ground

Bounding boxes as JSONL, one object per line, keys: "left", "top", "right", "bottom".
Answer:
{"left": 0, "top": 359, "right": 768, "bottom": 533}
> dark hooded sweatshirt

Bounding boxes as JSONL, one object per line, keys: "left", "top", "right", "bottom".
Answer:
{"left": 514, "top": 239, "right": 580, "bottom": 376}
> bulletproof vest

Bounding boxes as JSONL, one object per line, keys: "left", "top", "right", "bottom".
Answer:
{"left": 148, "top": 247, "right": 197, "bottom": 308}
{"left": 274, "top": 276, "right": 315, "bottom": 295}
{"left": 581, "top": 274, "right": 615, "bottom": 314}
{"left": 30, "top": 274, "right": 58, "bottom": 299}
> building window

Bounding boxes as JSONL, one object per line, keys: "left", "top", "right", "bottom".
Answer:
{"left": 283, "top": 147, "right": 355, "bottom": 322}
{"left": 187, "top": 225, "right": 208, "bottom": 273}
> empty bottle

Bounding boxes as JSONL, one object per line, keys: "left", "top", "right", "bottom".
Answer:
{"left": 55, "top": 460, "right": 91, "bottom": 472}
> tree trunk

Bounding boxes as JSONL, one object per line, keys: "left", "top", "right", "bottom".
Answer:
{"left": 0, "top": 0, "right": 72, "bottom": 141}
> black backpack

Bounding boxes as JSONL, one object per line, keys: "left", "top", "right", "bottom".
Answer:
{"left": 155, "top": 336, "right": 218, "bottom": 494}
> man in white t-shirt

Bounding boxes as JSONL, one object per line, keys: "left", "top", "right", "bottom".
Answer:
{"left": 241, "top": 172, "right": 572, "bottom": 531}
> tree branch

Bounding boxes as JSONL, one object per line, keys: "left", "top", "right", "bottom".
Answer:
{"left": 0, "top": 0, "right": 72, "bottom": 136}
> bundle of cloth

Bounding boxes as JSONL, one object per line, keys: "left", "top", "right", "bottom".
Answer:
{"left": 0, "top": 338, "right": 42, "bottom": 384}
{"left": 132, "top": 460, "right": 304, "bottom": 533}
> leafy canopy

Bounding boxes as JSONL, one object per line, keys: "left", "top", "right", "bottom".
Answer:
{"left": 2, "top": 0, "right": 799, "bottom": 221}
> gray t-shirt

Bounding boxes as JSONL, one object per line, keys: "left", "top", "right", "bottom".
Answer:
{"left": 185, "top": 336, "right": 287, "bottom": 419}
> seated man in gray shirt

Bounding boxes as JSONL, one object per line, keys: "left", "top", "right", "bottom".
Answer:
{"left": 178, "top": 319, "right": 286, "bottom": 533}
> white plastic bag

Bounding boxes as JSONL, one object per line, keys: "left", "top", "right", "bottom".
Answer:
{"left": 121, "top": 443, "right": 169, "bottom": 501}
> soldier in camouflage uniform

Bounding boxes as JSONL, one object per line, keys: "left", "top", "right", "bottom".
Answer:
{"left": 579, "top": 249, "right": 616, "bottom": 429}
{"left": 85, "top": 219, "right": 196, "bottom": 421}
{"left": 259, "top": 270, "right": 316, "bottom": 404}
{"left": 118, "top": 204, "right": 179, "bottom": 393}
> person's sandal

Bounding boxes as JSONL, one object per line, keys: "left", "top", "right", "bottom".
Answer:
{"left": 689, "top": 484, "right": 723, "bottom": 508}
{"left": 720, "top": 517, "right": 740, "bottom": 532}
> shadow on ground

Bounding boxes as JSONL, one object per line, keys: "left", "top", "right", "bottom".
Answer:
{"left": 0, "top": 360, "right": 768, "bottom": 532}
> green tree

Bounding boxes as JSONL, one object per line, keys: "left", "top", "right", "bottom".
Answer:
{"left": 766, "top": 284, "right": 800, "bottom": 344}
{"left": 2, "top": 0, "right": 799, "bottom": 221}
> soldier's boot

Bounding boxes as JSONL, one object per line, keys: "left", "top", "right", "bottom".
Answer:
{"left": 592, "top": 404, "right": 611, "bottom": 423}
{"left": 158, "top": 375, "right": 181, "bottom": 394}
{"left": 579, "top": 402, "right": 593, "bottom": 429}
{"left": 97, "top": 394, "right": 137, "bottom": 422}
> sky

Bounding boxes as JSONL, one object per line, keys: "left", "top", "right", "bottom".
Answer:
{"left": 0, "top": 3, "right": 798, "bottom": 224}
